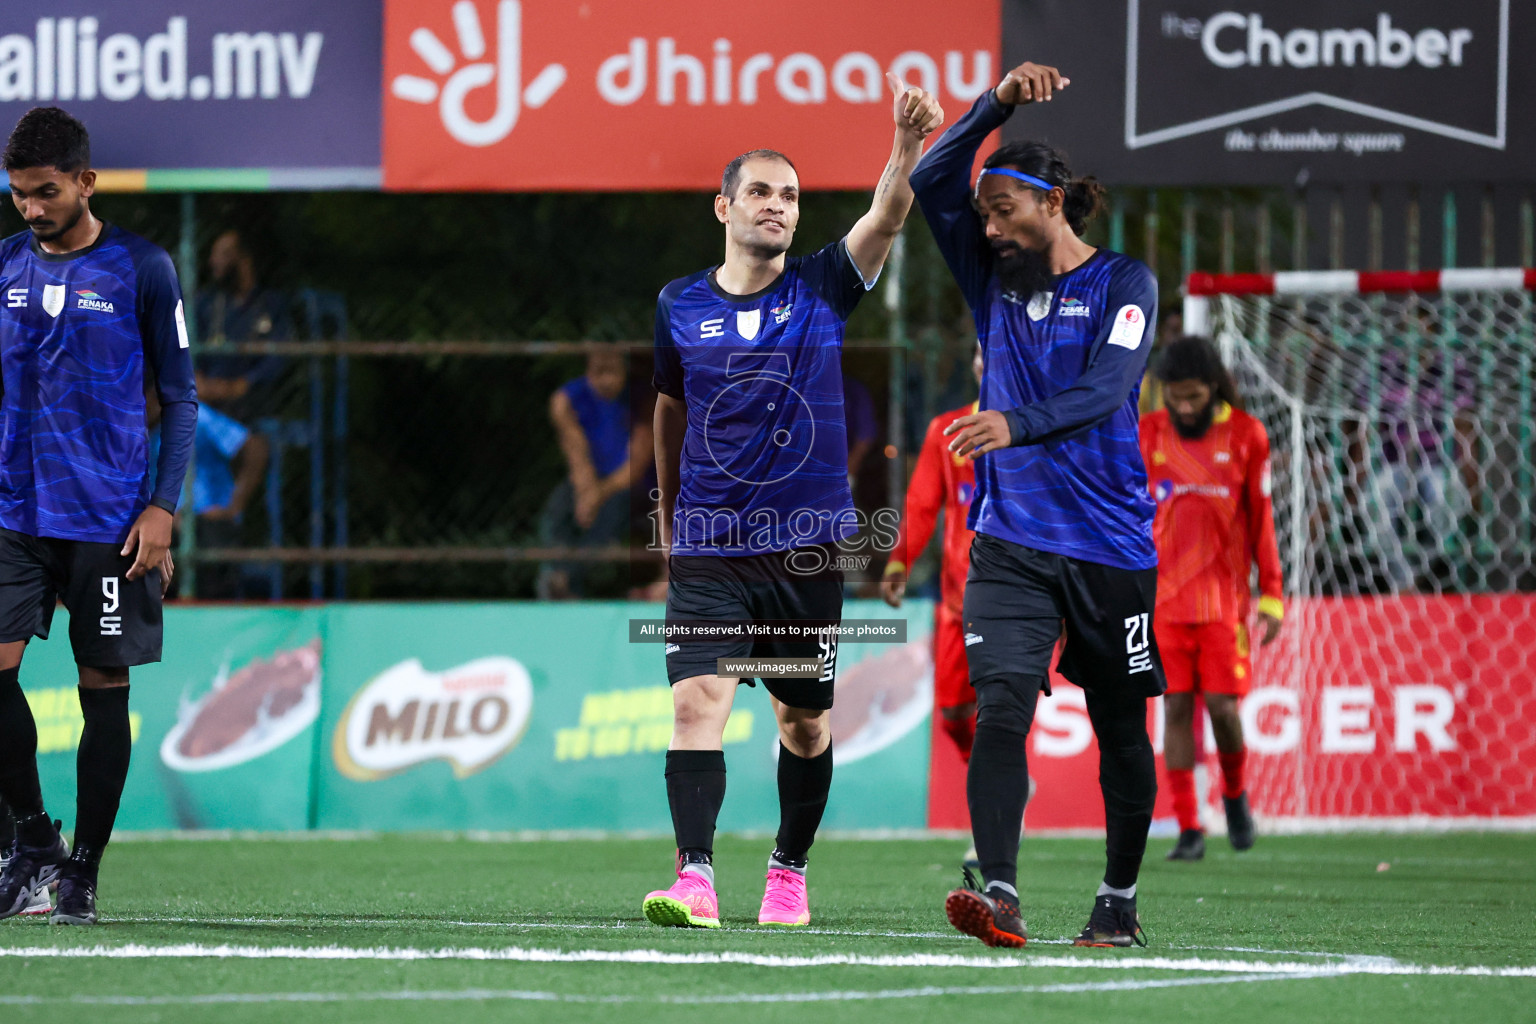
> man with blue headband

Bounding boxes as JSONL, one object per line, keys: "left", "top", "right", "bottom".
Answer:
{"left": 910, "top": 61, "right": 1164, "bottom": 950}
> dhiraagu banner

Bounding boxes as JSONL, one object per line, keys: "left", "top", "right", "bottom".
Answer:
{"left": 23, "top": 605, "right": 324, "bottom": 832}
{"left": 313, "top": 600, "right": 935, "bottom": 832}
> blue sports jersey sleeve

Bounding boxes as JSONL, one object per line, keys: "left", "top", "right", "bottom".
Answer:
{"left": 910, "top": 90, "right": 1013, "bottom": 314}
{"left": 794, "top": 239, "right": 872, "bottom": 322}
{"left": 653, "top": 280, "right": 685, "bottom": 398}
{"left": 1000, "top": 260, "right": 1157, "bottom": 447}
{"left": 136, "top": 246, "right": 197, "bottom": 512}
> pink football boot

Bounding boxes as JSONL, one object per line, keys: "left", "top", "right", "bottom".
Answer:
{"left": 643, "top": 860, "right": 720, "bottom": 929}
{"left": 757, "top": 868, "right": 810, "bottom": 926}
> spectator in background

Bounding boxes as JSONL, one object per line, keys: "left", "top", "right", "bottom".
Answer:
{"left": 539, "top": 349, "right": 653, "bottom": 599}
{"left": 1139, "top": 309, "right": 1184, "bottom": 416}
{"left": 195, "top": 228, "right": 291, "bottom": 418}
{"left": 148, "top": 390, "right": 270, "bottom": 599}
{"left": 843, "top": 371, "right": 878, "bottom": 485}
{"left": 1354, "top": 304, "right": 1476, "bottom": 592}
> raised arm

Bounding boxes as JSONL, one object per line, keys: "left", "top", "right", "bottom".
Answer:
{"left": 844, "top": 74, "right": 945, "bottom": 285}
{"left": 911, "top": 62, "right": 1069, "bottom": 312}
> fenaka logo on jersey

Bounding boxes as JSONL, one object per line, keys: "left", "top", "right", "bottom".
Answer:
{"left": 75, "top": 289, "right": 115, "bottom": 313}
{"left": 1058, "top": 296, "right": 1091, "bottom": 317}
{"left": 771, "top": 301, "right": 793, "bottom": 325}
{"left": 333, "top": 655, "right": 533, "bottom": 780}
{"left": 1126, "top": 1, "right": 1509, "bottom": 154}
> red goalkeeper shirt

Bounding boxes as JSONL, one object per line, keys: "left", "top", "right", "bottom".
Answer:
{"left": 1140, "top": 403, "right": 1284, "bottom": 625}
{"left": 887, "top": 403, "right": 977, "bottom": 615}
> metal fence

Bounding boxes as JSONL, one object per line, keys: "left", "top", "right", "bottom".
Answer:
{"left": 3, "top": 182, "right": 1531, "bottom": 597}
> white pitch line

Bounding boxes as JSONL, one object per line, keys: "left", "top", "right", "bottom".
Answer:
{"left": 0, "top": 944, "right": 1532, "bottom": 978}
{"left": 0, "top": 972, "right": 1331, "bottom": 1006}
{"left": 97, "top": 916, "right": 1420, "bottom": 958}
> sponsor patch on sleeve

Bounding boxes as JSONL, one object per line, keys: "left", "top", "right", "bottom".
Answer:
{"left": 1107, "top": 304, "right": 1147, "bottom": 350}
{"left": 174, "top": 300, "right": 189, "bottom": 349}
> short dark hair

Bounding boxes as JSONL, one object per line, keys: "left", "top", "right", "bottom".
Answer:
{"left": 721, "top": 149, "right": 796, "bottom": 200}
{"left": 982, "top": 140, "right": 1104, "bottom": 235}
{"left": 3, "top": 107, "right": 91, "bottom": 173}
{"left": 1155, "top": 334, "right": 1240, "bottom": 407}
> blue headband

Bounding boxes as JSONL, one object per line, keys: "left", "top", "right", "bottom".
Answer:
{"left": 976, "top": 167, "right": 1056, "bottom": 192}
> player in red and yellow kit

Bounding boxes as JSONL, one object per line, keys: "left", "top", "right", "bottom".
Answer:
{"left": 1140, "top": 336, "right": 1282, "bottom": 860}
{"left": 883, "top": 348, "right": 982, "bottom": 760}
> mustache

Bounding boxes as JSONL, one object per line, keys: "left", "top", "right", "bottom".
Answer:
{"left": 991, "top": 241, "right": 1027, "bottom": 257}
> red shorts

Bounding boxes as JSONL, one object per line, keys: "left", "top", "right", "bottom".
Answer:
{"left": 933, "top": 603, "right": 974, "bottom": 710}
{"left": 1156, "top": 619, "right": 1252, "bottom": 697}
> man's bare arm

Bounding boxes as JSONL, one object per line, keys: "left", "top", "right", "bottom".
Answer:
{"left": 845, "top": 74, "right": 945, "bottom": 284}
{"left": 653, "top": 394, "right": 687, "bottom": 554}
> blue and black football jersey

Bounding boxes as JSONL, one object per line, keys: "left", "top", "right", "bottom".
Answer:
{"left": 912, "top": 92, "right": 1158, "bottom": 571}
{"left": 0, "top": 224, "right": 197, "bottom": 543}
{"left": 654, "top": 240, "right": 872, "bottom": 556}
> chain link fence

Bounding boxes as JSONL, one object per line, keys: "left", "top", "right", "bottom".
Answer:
{"left": 4, "top": 183, "right": 1530, "bottom": 598}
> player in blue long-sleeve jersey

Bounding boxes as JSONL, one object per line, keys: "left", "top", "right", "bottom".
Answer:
{"left": 0, "top": 108, "right": 196, "bottom": 926}
{"left": 910, "top": 61, "right": 1165, "bottom": 949}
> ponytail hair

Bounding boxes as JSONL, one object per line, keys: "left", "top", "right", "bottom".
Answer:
{"left": 982, "top": 141, "right": 1105, "bottom": 235}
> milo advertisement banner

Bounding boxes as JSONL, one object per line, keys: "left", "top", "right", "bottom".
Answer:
{"left": 315, "top": 601, "right": 933, "bottom": 832}
{"left": 21, "top": 600, "right": 934, "bottom": 834}
{"left": 26, "top": 606, "right": 324, "bottom": 832}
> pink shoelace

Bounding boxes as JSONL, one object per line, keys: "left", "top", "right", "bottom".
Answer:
{"left": 762, "top": 868, "right": 806, "bottom": 911}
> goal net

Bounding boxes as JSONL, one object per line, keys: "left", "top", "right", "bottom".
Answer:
{"left": 1182, "top": 269, "right": 1536, "bottom": 827}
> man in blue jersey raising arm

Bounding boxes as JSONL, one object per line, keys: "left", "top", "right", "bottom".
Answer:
{"left": 911, "top": 61, "right": 1164, "bottom": 949}
{"left": 0, "top": 108, "right": 195, "bottom": 926}
{"left": 646, "top": 76, "right": 942, "bottom": 930}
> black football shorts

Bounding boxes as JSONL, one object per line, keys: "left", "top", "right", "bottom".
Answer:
{"left": 664, "top": 544, "right": 843, "bottom": 710}
{"left": 961, "top": 532, "right": 1166, "bottom": 698}
{"left": 0, "top": 527, "right": 164, "bottom": 667}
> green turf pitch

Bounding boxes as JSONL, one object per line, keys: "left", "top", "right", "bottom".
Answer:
{"left": 1, "top": 833, "right": 1531, "bottom": 1023}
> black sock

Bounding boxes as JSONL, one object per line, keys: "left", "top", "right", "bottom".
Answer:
{"left": 0, "top": 795, "right": 13, "bottom": 850}
{"left": 967, "top": 675, "right": 1041, "bottom": 891}
{"left": 75, "top": 686, "right": 133, "bottom": 854}
{"left": 1087, "top": 691, "right": 1157, "bottom": 890}
{"left": 0, "top": 666, "right": 45, "bottom": 823}
{"left": 774, "top": 741, "right": 833, "bottom": 864}
{"left": 665, "top": 749, "right": 726, "bottom": 860}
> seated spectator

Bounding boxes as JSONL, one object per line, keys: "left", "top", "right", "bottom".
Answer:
{"left": 149, "top": 391, "right": 270, "bottom": 599}
{"left": 195, "top": 228, "right": 292, "bottom": 418}
{"left": 538, "top": 349, "right": 652, "bottom": 599}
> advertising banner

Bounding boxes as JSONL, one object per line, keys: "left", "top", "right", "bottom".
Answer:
{"left": 1003, "top": 0, "right": 1534, "bottom": 184}
{"left": 928, "top": 594, "right": 1536, "bottom": 830}
{"left": 24, "top": 600, "right": 931, "bottom": 835}
{"left": 382, "top": 0, "right": 1001, "bottom": 190}
{"left": 26, "top": 606, "right": 324, "bottom": 831}
{"left": 0, "top": 1, "right": 381, "bottom": 186}
{"left": 314, "top": 600, "right": 934, "bottom": 832}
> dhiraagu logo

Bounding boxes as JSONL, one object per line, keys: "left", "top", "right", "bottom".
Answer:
{"left": 390, "top": 0, "right": 567, "bottom": 147}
